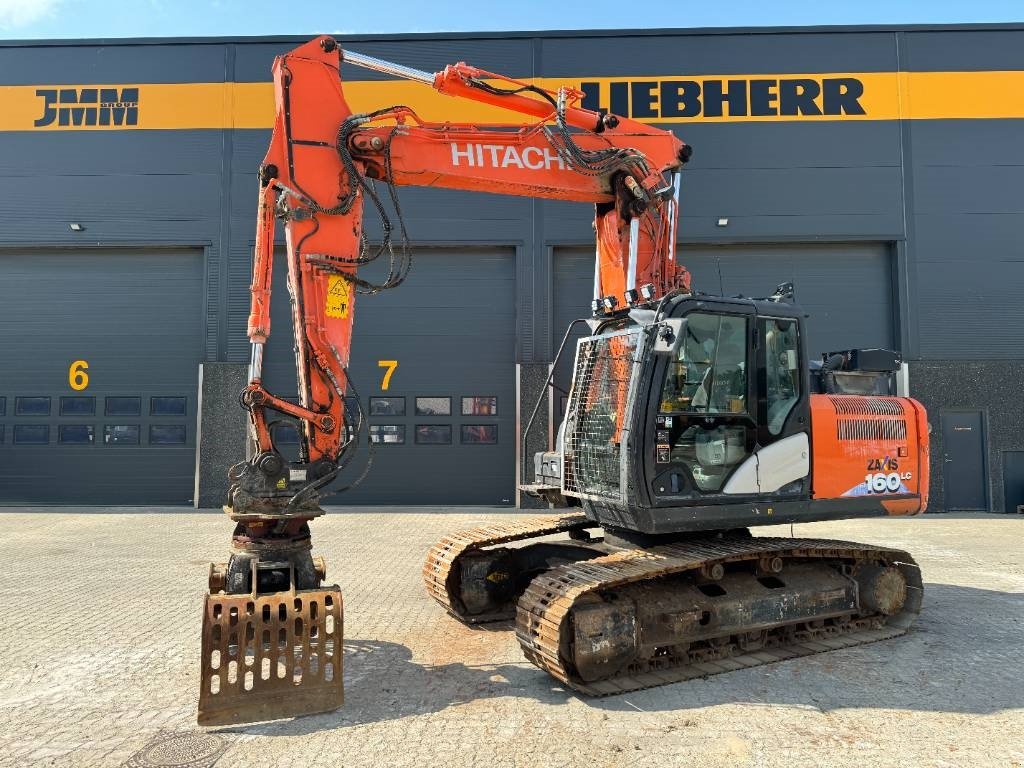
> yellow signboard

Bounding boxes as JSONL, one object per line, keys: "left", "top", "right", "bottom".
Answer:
{"left": 1, "top": 71, "right": 1023, "bottom": 131}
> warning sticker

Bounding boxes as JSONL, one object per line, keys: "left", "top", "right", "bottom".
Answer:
{"left": 325, "top": 274, "right": 350, "bottom": 319}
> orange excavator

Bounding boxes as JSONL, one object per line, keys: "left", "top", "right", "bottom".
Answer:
{"left": 198, "top": 35, "right": 929, "bottom": 726}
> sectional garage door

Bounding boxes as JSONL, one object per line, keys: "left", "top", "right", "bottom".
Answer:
{"left": 262, "top": 247, "right": 516, "bottom": 506}
{"left": 0, "top": 249, "right": 204, "bottom": 504}
{"left": 552, "top": 242, "right": 894, "bottom": 420}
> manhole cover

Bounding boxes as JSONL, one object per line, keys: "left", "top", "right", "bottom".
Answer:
{"left": 124, "top": 731, "right": 228, "bottom": 768}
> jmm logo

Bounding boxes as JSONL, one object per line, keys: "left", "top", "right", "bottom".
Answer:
{"left": 579, "top": 77, "right": 866, "bottom": 119}
{"left": 34, "top": 87, "right": 140, "bottom": 127}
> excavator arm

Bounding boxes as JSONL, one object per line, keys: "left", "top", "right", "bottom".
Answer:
{"left": 199, "top": 35, "right": 691, "bottom": 726}
{"left": 243, "top": 36, "right": 690, "bottom": 484}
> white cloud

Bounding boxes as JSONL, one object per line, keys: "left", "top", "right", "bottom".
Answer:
{"left": 0, "top": 0, "right": 62, "bottom": 29}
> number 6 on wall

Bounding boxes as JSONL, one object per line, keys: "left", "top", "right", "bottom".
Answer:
{"left": 377, "top": 360, "right": 398, "bottom": 391}
{"left": 69, "top": 360, "right": 89, "bottom": 390}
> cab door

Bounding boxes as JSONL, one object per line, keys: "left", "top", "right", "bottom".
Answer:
{"left": 731, "top": 314, "right": 811, "bottom": 496}
{"left": 756, "top": 315, "right": 812, "bottom": 444}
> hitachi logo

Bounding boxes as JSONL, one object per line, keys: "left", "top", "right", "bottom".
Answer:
{"left": 451, "top": 143, "right": 567, "bottom": 170}
{"left": 580, "top": 77, "right": 866, "bottom": 119}
{"left": 34, "top": 87, "right": 140, "bottom": 127}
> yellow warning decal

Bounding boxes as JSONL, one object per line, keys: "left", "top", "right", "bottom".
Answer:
{"left": 325, "top": 274, "right": 350, "bottom": 319}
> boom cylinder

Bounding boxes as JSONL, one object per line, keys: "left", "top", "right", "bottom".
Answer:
{"left": 249, "top": 342, "right": 264, "bottom": 382}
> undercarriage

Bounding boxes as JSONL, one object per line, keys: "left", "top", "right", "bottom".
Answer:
{"left": 424, "top": 513, "right": 921, "bottom": 694}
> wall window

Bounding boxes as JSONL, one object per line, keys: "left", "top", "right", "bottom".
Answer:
{"left": 461, "top": 396, "right": 497, "bottom": 416}
{"left": 59, "top": 425, "right": 95, "bottom": 444}
{"left": 415, "top": 425, "right": 451, "bottom": 444}
{"left": 150, "top": 397, "right": 187, "bottom": 416}
{"left": 61, "top": 396, "right": 95, "bottom": 416}
{"left": 369, "top": 397, "right": 405, "bottom": 416}
{"left": 415, "top": 397, "right": 451, "bottom": 416}
{"left": 0, "top": 396, "right": 5, "bottom": 416}
{"left": 461, "top": 425, "right": 498, "bottom": 444}
{"left": 150, "top": 425, "right": 186, "bottom": 445}
{"left": 370, "top": 425, "right": 405, "bottom": 444}
{"left": 104, "top": 425, "right": 140, "bottom": 445}
{"left": 14, "top": 425, "right": 49, "bottom": 444}
{"left": 105, "top": 397, "right": 141, "bottom": 417}
{"left": 15, "top": 396, "right": 50, "bottom": 416}
{"left": 0, "top": 425, "right": 5, "bottom": 443}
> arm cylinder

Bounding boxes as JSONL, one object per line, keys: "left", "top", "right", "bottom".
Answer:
{"left": 342, "top": 49, "right": 434, "bottom": 85}
{"left": 247, "top": 182, "right": 277, "bottom": 345}
{"left": 343, "top": 47, "right": 610, "bottom": 135}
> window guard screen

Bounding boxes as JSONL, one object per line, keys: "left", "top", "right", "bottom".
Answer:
{"left": 562, "top": 329, "right": 641, "bottom": 501}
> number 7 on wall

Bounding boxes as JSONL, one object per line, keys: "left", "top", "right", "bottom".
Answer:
{"left": 377, "top": 360, "right": 398, "bottom": 391}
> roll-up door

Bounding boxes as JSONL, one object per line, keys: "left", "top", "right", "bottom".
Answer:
{"left": 262, "top": 246, "right": 517, "bottom": 505}
{"left": 552, "top": 242, "right": 894, "bottom": 423}
{"left": 0, "top": 248, "right": 204, "bottom": 504}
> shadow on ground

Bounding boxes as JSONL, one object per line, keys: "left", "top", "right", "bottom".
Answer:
{"left": 216, "top": 582, "right": 1023, "bottom": 737}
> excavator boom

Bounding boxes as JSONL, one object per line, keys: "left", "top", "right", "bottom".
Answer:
{"left": 243, "top": 35, "right": 689, "bottom": 476}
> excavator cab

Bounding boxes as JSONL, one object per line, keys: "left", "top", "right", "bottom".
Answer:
{"left": 556, "top": 296, "right": 806, "bottom": 529}
{"left": 554, "top": 292, "right": 925, "bottom": 536}
{"left": 639, "top": 298, "right": 811, "bottom": 520}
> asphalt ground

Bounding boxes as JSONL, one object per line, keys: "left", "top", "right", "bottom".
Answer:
{"left": 0, "top": 509, "right": 1021, "bottom": 768}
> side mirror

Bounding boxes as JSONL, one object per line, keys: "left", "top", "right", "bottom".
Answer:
{"left": 652, "top": 319, "right": 684, "bottom": 356}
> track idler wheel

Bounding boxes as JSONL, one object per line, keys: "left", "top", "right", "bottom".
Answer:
{"left": 854, "top": 564, "right": 908, "bottom": 616}
{"left": 456, "top": 543, "right": 605, "bottom": 621}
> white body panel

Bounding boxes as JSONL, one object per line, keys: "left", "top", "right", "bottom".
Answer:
{"left": 723, "top": 432, "right": 810, "bottom": 494}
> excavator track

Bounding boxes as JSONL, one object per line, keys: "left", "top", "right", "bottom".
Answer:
{"left": 516, "top": 536, "right": 922, "bottom": 696}
{"left": 423, "top": 512, "right": 596, "bottom": 623}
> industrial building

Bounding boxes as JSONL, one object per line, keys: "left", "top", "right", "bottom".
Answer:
{"left": 1, "top": 23, "right": 1022, "bottom": 511}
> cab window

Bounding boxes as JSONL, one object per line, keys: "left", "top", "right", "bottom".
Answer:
{"left": 660, "top": 313, "right": 748, "bottom": 415}
{"left": 763, "top": 318, "right": 800, "bottom": 435}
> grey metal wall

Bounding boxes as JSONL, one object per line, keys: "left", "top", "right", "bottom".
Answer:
{"left": 4, "top": 28, "right": 1022, "bottom": 364}
{"left": 1, "top": 24, "right": 1023, "bottom": 508}
{"left": 554, "top": 243, "right": 894, "bottom": 350}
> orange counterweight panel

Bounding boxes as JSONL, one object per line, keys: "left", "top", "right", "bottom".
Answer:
{"left": 809, "top": 394, "right": 930, "bottom": 515}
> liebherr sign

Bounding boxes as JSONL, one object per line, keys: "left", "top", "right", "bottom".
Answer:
{"left": 578, "top": 77, "right": 866, "bottom": 119}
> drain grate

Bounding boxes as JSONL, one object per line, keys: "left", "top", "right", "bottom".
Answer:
{"left": 124, "top": 731, "right": 228, "bottom": 768}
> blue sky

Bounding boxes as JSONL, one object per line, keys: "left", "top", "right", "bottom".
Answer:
{"left": 0, "top": 0, "right": 1021, "bottom": 39}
